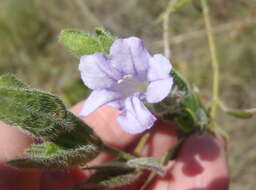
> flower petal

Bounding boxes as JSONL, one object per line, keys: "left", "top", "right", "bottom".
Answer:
{"left": 107, "top": 100, "right": 124, "bottom": 110}
{"left": 146, "top": 78, "right": 173, "bottom": 103}
{"left": 110, "top": 37, "right": 150, "bottom": 81}
{"left": 79, "top": 53, "right": 122, "bottom": 90}
{"left": 117, "top": 96, "right": 156, "bottom": 134}
{"left": 147, "top": 54, "right": 172, "bottom": 81}
{"left": 80, "top": 89, "right": 122, "bottom": 117}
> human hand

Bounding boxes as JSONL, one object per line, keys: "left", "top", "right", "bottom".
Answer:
{"left": 0, "top": 101, "right": 229, "bottom": 190}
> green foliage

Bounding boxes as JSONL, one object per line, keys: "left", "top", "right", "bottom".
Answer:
{"left": 8, "top": 142, "right": 100, "bottom": 169}
{"left": 127, "top": 157, "right": 164, "bottom": 175}
{"left": 0, "top": 74, "right": 66, "bottom": 137}
{"left": 59, "top": 30, "right": 102, "bottom": 56}
{"left": 79, "top": 161, "right": 141, "bottom": 189}
{"left": 96, "top": 27, "right": 116, "bottom": 53}
{"left": 151, "top": 69, "right": 209, "bottom": 133}
{"left": 172, "top": 70, "right": 208, "bottom": 132}
{"left": 76, "top": 157, "right": 163, "bottom": 189}
{"left": 60, "top": 28, "right": 116, "bottom": 56}
{"left": 0, "top": 74, "right": 30, "bottom": 89}
{"left": 0, "top": 75, "right": 102, "bottom": 168}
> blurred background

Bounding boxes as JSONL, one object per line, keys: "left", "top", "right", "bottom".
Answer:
{"left": 0, "top": 0, "right": 255, "bottom": 189}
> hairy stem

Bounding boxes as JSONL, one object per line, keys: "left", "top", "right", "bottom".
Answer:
{"left": 102, "top": 144, "right": 135, "bottom": 160}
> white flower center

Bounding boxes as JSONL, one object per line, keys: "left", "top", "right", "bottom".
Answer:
{"left": 117, "top": 74, "right": 148, "bottom": 97}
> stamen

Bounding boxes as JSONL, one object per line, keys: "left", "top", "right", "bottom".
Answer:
{"left": 117, "top": 74, "right": 133, "bottom": 84}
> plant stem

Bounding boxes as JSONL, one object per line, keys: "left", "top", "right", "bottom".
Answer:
{"left": 201, "top": 0, "right": 220, "bottom": 127}
{"left": 102, "top": 144, "right": 135, "bottom": 161}
{"left": 162, "top": 0, "right": 178, "bottom": 59}
{"left": 134, "top": 132, "right": 150, "bottom": 156}
{"left": 163, "top": 13, "right": 171, "bottom": 59}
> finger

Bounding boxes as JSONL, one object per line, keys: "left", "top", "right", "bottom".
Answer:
{"left": 139, "top": 119, "right": 177, "bottom": 157}
{"left": 148, "top": 133, "right": 229, "bottom": 190}
{"left": 0, "top": 121, "right": 41, "bottom": 190}
{"left": 0, "top": 121, "right": 34, "bottom": 161}
{"left": 71, "top": 101, "right": 139, "bottom": 149}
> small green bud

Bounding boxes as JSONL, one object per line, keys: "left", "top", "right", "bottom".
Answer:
{"left": 95, "top": 28, "right": 116, "bottom": 53}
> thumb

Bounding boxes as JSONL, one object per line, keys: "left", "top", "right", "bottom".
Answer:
{"left": 148, "top": 133, "right": 229, "bottom": 190}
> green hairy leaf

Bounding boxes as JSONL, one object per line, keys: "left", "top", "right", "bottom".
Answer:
{"left": 0, "top": 74, "right": 102, "bottom": 168}
{"left": 127, "top": 157, "right": 164, "bottom": 176}
{"left": 0, "top": 74, "right": 30, "bottom": 89}
{"left": 8, "top": 142, "right": 100, "bottom": 169}
{"left": 75, "top": 158, "right": 163, "bottom": 189}
{"left": 0, "top": 85, "right": 66, "bottom": 138}
{"left": 59, "top": 29, "right": 102, "bottom": 56}
{"left": 75, "top": 161, "right": 142, "bottom": 189}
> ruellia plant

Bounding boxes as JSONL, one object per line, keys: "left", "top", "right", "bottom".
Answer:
{"left": 0, "top": 1, "right": 255, "bottom": 189}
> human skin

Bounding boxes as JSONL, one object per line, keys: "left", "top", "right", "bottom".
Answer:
{"left": 0, "top": 101, "right": 229, "bottom": 190}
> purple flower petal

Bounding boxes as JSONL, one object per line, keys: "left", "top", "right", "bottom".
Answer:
{"left": 146, "top": 78, "right": 173, "bottom": 103}
{"left": 147, "top": 54, "right": 172, "bottom": 81}
{"left": 110, "top": 37, "right": 150, "bottom": 81}
{"left": 79, "top": 53, "right": 122, "bottom": 90}
{"left": 80, "top": 89, "right": 122, "bottom": 117}
{"left": 79, "top": 36, "right": 174, "bottom": 134}
{"left": 117, "top": 96, "right": 156, "bottom": 134}
{"left": 107, "top": 100, "right": 124, "bottom": 110}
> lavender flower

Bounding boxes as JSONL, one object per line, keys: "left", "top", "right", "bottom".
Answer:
{"left": 79, "top": 37, "right": 173, "bottom": 134}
